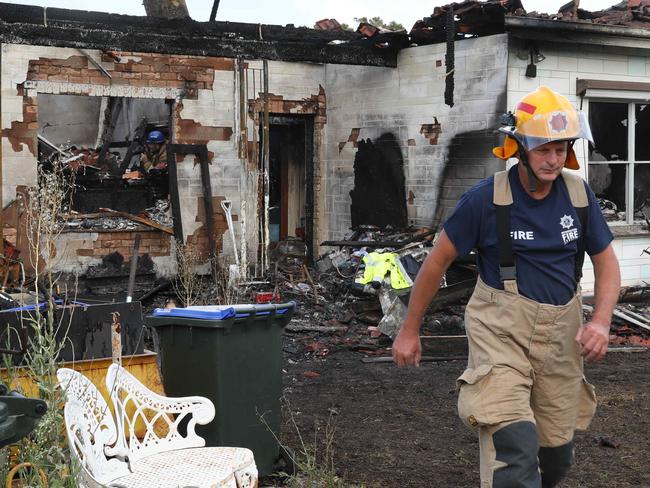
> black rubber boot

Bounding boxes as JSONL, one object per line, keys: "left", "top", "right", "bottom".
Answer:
{"left": 492, "top": 421, "right": 542, "bottom": 488}
{"left": 538, "top": 441, "right": 575, "bottom": 488}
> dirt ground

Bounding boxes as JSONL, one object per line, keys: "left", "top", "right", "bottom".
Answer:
{"left": 278, "top": 328, "right": 650, "bottom": 488}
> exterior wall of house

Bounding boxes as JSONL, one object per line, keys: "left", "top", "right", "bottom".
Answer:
{"left": 324, "top": 34, "right": 510, "bottom": 239}
{"left": 0, "top": 43, "right": 327, "bottom": 276}
{"left": 506, "top": 37, "right": 650, "bottom": 292}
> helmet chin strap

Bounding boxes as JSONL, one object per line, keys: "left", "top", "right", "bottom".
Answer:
{"left": 518, "top": 144, "right": 539, "bottom": 193}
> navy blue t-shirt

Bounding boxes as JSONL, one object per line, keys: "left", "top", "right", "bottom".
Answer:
{"left": 443, "top": 167, "right": 613, "bottom": 305}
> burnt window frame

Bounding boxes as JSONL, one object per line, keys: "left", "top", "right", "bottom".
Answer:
{"left": 586, "top": 95, "right": 650, "bottom": 226}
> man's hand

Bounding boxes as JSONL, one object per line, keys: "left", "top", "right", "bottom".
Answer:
{"left": 575, "top": 320, "right": 610, "bottom": 361}
{"left": 392, "top": 327, "right": 422, "bottom": 367}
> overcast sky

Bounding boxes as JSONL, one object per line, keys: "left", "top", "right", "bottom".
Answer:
{"left": 2, "top": 0, "right": 621, "bottom": 28}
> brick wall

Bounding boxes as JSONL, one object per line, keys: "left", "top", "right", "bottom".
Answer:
{"left": 76, "top": 230, "right": 172, "bottom": 260}
{"left": 26, "top": 53, "right": 232, "bottom": 93}
{"left": 186, "top": 196, "right": 234, "bottom": 258}
{"left": 1, "top": 44, "right": 333, "bottom": 271}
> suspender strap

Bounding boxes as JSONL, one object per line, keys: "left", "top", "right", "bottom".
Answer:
{"left": 493, "top": 171, "right": 516, "bottom": 282}
{"left": 496, "top": 205, "right": 516, "bottom": 281}
{"left": 493, "top": 169, "right": 589, "bottom": 286}
{"left": 561, "top": 172, "right": 589, "bottom": 283}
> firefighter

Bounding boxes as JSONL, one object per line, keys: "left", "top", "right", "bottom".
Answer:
{"left": 392, "top": 86, "right": 620, "bottom": 488}
{"left": 139, "top": 129, "right": 168, "bottom": 172}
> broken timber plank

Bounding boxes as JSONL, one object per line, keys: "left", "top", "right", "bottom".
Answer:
{"left": 96, "top": 209, "right": 174, "bottom": 235}
{"left": 285, "top": 324, "right": 348, "bottom": 333}
{"left": 583, "top": 304, "right": 650, "bottom": 333}
{"left": 361, "top": 355, "right": 467, "bottom": 364}
{"left": 607, "top": 346, "right": 648, "bottom": 353}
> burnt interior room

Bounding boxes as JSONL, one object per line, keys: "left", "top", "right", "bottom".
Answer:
{"left": 587, "top": 100, "right": 650, "bottom": 221}
{"left": 268, "top": 115, "right": 314, "bottom": 260}
{"left": 37, "top": 94, "right": 172, "bottom": 214}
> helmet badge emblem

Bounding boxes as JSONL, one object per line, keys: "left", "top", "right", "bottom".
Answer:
{"left": 549, "top": 112, "right": 569, "bottom": 133}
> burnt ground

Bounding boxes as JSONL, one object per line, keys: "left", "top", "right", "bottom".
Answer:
{"left": 276, "top": 329, "right": 650, "bottom": 488}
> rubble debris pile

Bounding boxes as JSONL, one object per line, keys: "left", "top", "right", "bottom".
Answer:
{"left": 410, "top": 0, "right": 525, "bottom": 46}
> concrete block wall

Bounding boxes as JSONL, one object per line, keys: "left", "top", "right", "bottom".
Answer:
{"left": 324, "top": 34, "right": 509, "bottom": 240}
{"left": 507, "top": 38, "right": 650, "bottom": 291}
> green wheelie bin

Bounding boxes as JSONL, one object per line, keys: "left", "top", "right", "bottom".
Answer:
{"left": 146, "top": 302, "right": 295, "bottom": 477}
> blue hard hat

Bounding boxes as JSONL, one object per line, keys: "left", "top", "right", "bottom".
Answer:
{"left": 146, "top": 130, "right": 165, "bottom": 143}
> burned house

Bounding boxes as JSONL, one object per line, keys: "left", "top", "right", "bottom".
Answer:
{"left": 0, "top": 0, "right": 649, "bottom": 293}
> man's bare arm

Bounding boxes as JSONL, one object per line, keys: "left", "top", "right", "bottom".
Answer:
{"left": 576, "top": 244, "right": 620, "bottom": 361}
{"left": 392, "top": 230, "right": 458, "bottom": 367}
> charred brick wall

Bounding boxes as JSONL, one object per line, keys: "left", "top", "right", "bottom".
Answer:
{"left": 2, "top": 45, "right": 330, "bottom": 275}
{"left": 1, "top": 44, "right": 240, "bottom": 275}
{"left": 78, "top": 230, "right": 172, "bottom": 260}
{"left": 324, "top": 34, "right": 509, "bottom": 238}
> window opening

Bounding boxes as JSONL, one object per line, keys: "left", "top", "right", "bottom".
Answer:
{"left": 588, "top": 100, "right": 650, "bottom": 224}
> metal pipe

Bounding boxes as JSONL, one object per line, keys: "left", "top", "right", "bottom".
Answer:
{"left": 262, "top": 60, "right": 270, "bottom": 273}
{"left": 238, "top": 59, "right": 247, "bottom": 160}
{"left": 125, "top": 234, "right": 141, "bottom": 303}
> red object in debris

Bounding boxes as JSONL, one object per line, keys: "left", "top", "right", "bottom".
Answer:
{"left": 314, "top": 18, "right": 341, "bottom": 31}
{"left": 255, "top": 291, "right": 279, "bottom": 304}
{"left": 305, "top": 341, "right": 330, "bottom": 357}
{"left": 2, "top": 239, "right": 19, "bottom": 260}
{"left": 303, "top": 371, "right": 321, "bottom": 379}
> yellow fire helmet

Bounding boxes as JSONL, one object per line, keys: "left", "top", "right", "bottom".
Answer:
{"left": 492, "top": 86, "right": 593, "bottom": 170}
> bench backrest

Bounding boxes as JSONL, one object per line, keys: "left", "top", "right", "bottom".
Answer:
{"left": 106, "top": 363, "right": 215, "bottom": 463}
{"left": 57, "top": 368, "right": 131, "bottom": 484}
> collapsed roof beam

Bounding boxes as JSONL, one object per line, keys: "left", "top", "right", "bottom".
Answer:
{"left": 0, "top": 20, "right": 397, "bottom": 67}
{"left": 209, "top": 0, "right": 220, "bottom": 22}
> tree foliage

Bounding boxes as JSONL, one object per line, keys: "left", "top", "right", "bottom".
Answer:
{"left": 353, "top": 16, "right": 404, "bottom": 31}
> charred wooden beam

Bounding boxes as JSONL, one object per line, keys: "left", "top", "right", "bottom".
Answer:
{"left": 97, "top": 97, "right": 122, "bottom": 168}
{"left": 166, "top": 145, "right": 184, "bottom": 243}
{"left": 0, "top": 20, "right": 396, "bottom": 67}
{"left": 209, "top": 0, "right": 220, "bottom": 23}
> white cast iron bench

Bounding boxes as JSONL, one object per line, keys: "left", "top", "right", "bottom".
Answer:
{"left": 57, "top": 364, "right": 258, "bottom": 488}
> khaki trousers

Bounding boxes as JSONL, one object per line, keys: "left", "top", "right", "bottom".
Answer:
{"left": 457, "top": 278, "right": 597, "bottom": 487}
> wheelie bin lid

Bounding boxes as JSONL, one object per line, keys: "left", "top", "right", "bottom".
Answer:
{"left": 148, "top": 302, "right": 297, "bottom": 323}
{"left": 151, "top": 305, "right": 236, "bottom": 320}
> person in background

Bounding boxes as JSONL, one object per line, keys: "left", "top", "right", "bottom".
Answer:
{"left": 140, "top": 130, "right": 168, "bottom": 172}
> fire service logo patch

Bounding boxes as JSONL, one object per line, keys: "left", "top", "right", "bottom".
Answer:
{"left": 560, "top": 214, "right": 578, "bottom": 244}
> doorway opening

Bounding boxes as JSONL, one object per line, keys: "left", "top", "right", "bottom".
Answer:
{"left": 268, "top": 115, "right": 314, "bottom": 262}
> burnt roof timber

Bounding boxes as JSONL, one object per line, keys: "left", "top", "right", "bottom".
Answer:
{"left": 0, "top": 2, "right": 397, "bottom": 67}
{"left": 0, "top": 21, "right": 396, "bottom": 66}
